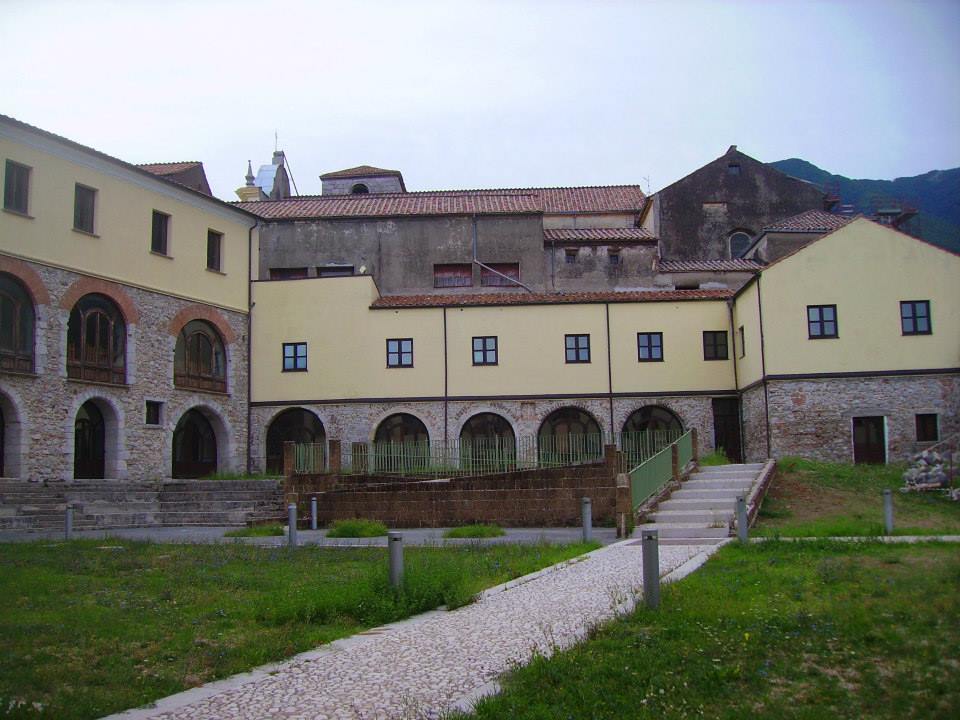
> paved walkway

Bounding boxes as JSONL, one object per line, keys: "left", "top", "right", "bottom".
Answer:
{"left": 104, "top": 539, "right": 720, "bottom": 720}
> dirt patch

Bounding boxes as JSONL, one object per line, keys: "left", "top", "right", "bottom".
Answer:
{"left": 761, "top": 472, "right": 854, "bottom": 525}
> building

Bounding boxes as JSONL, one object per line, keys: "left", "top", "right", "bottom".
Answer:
{"left": 0, "top": 115, "right": 257, "bottom": 481}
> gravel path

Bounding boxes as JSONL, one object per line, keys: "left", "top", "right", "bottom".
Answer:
{"left": 110, "top": 540, "right": 709, "bottom": 720}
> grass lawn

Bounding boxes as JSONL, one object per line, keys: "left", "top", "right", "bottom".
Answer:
{"left": 458, "top": 541, "right": 960, "bottom": 720}
{"left": 755, "top": 457, "right": 960, "bottom": 537}
{"left": 325, "top": 518, "right": 389, "bottom": 537}
{"left": 0, "top": 540, "right": 595, "bottom": 719}
{"left": 223, "top": 524, "right": 284, "bottom": 537}
{"left": 443, "top": 524, "right": 506, "bottom": 539}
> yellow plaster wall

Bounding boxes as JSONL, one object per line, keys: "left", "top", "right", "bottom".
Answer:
{"left": 446, "top": 304, "right": 610, "bottom": 396}
{"left": 732, "top": 279, "right": 763, "bottom": 386}
{"left": 609, "top": 301, "right": 735, "bottom": 393}
{"left": 759, "top": 218, "right": 960, "bottom": 375}
{"left": 251, "top": 277, "right": 444, "bottom": 402}
{"left": 1, "top": 134, "right": 253, "bottom": 311}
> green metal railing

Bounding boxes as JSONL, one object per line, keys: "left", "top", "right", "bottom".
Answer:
{"left": 628, "top": 429, "right": 693, "bottom": 509}
{"left": 293, "top": 442, "right": 326, "bottom": 474}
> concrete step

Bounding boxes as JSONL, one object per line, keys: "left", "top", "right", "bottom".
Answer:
{"left": 659, "top": 497, "right": 740, "bottom": 512}
{"left": 650, "top": 509, "right": 733, "bottom": 524}
{"left": 636, "top": 523, "right": 730, "bottom": 539}
{"left": 671, "top": 488, "right": 743, "bottom": 500}
{"left": 695, "top": 463, "right": 764, "bottom": 472}
{"left": 683, "top": 479, "right": 753, "bottom": 491}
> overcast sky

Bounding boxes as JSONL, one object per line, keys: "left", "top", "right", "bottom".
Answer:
{"left": 2, "top": 0, "right": 958, "bottom": 200}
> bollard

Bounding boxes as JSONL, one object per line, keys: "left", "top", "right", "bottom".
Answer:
{"left": 883, "top": 489, "right": 894, "bottom": 535}
{"left": 641, "top": 529, "right": 660, "bottom": 610}
{"left": 64, "top": 505, "right": 73, "bottom": 541}
{"left": 287, "top": 503, "right": 298, "bottom": 548}
{"left": 388, "top": 531, "right": 404, "bottom": 589}
{"left": 581, "top": 496, "right": 593, "bottom": 543}
{"left": 736, "top": 496, "right": 748, "bottom": 544}
{"left": 310, "top": 496, "right": 318, "bottom": 531}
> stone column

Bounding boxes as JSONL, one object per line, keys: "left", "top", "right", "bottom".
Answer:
{"left": 328, "top": 439, "right": 341, "bottom": 474}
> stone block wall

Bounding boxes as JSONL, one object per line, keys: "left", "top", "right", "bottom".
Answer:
{"left": 740, "top": 383, "right": 769, "bottom": 463}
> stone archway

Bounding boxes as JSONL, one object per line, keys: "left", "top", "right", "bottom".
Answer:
{"left": 172, "top": 408, "right": 218, "bottom": 478}
{"left": 0, "top": 388, "right": 24, "bottom": 478}
{"left": 74, "top": 400, "right": 107, "bottom": 479}
{"left": 537, "top": 406, "right": 603, "bottom": 463}
{"left": 265, "top": 408, "right": 326, "bottom": 474}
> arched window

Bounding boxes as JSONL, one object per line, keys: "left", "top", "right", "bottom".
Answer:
{"left": 621, "top": 405, "right": 683, "bottom": 463}
{"left": 729, "top": 231, "right": 752, "bottom": 259}
{"left": 623, "top": 405, "right": 683, "bottom": 434}
{"left": 172, "top": 409, "right": 218, "bottom": 478}
{"left": 174, "top": 320, "right": 226, "bottom": 393}
{"left": 0, "top": 273, "right": 35, "bottom": 373}
{"left": 373, "top": 413, "right": 429, "bottom": 474}
{"left": 67, "top": 294, "right": 126, "bottom": 384}
{"left": 538, "top": 407, "right": 603, "bottom": 463}
{"left": 351, "top": 183, "right": 370, "bottom": 194}
{"left": 265, "top": 408, "right": 325, "bottom": 474}
{"left": 459, "top": 413, "right": 516, "bottom": 471}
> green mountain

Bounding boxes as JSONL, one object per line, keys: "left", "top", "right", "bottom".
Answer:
{"left": 769, "top": 158, "right": 960, "bottom": 253}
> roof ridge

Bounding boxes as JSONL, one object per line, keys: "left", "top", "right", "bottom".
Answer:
{"left": 137, "top": 161, "right": 203, "bottom": 167}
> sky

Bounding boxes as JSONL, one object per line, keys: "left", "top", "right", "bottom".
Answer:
{"left": 2, "top": 0, "right": 958, "bottom": 200}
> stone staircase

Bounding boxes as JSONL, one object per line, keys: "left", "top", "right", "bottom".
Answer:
{"left": 636, "top": 463, "right": 768, "bottom": 544}
{"left": 0, "top": 479, "right": 284, "bottom": 532}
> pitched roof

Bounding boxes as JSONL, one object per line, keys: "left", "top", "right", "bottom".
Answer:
{"left": 235, "top": 185, "right": 646, "bottom": 220}
{"left": 371, "top": 288, "right": 732, "bottom": 309}
{"left": 657, "top": 259, "right": 762, "bottom": 273}
{"left": 320, "top": 165, "right": 403, "bottom": 179}
{"left": 762, "top": 209, "right": 853, "bottom": 233}
{"left": 138, "top": 161, "right": 204, "bottom": 175}
{"left": 543, "top": 227, "right": 657, "bottom": 244}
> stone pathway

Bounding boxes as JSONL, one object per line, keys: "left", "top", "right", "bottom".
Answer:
{"left": 105, "top": 540, "right": 718, "bottom": 720}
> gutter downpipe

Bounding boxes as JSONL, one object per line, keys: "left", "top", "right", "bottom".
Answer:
{"left": 756, "top": 274, "right": 772, "bottom": 458}
{"left": 246, "top": 218, "right": 259, "bottom": 474}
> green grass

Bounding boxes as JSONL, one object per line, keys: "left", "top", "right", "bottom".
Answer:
{"left": 755, "top": 457, "right": 960, "bottom": 537}
{"left": 456, "top": 541, "right": 960, "bottom": 720}
{"left": 443, "top": 524, "right": 506, "bottom": 539}
{"left": 0, "top": 539, "right": 596, "bottom": 720}
{"left": 698, "top": 450, "right": 731, "bottom": 466}
{"left": 325, "top": 518, "right": 389, "bottom": 538}
{"left": 223, "top": 524, "right": 284, "bottom": 537}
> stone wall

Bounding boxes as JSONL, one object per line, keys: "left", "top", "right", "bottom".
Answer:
{"left": 0, "top": 258, "right": 249, "bottom": 482}
{"left": 764, "top": 374, "right": 959, "bottom": 462}
{"left": 740, "top": 383, "right": 769, "bottom": 462}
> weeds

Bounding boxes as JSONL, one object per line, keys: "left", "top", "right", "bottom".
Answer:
{"left": 326, "top": 519, "right": 390, "bottom": 538}
{"left": 443, "top": 524, "right": 506, "bottom": 539}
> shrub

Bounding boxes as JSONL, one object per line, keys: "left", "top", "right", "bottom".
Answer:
{"left": 326, "top": 518, "right": 389, "bottom": 538}
{"left": 443, "top": 524, "right": 506, "bottom": 539}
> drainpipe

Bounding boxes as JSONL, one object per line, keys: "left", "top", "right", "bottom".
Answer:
{"left": 246, "top": 219, "right": 258, "bottom": 474}
{"left": 471, "top": 215, "right": 535, "bottom": 293}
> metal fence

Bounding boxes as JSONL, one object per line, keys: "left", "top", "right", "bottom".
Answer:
{"left": 288, "top": 428, "right": 683, "bottom": 478}
{"left": 627, "top": 429, "right": 693, "bottom": 509}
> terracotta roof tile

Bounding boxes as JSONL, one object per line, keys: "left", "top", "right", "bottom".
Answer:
{"left": 763, "top": 209, "right": 853, "bottom": 233}
{"left": 657, "top": 259, "right": 762, "bottom": 272}
{"left": 138, "top": 161, "right": 204, "bottom": 176}
{"left": 371, "top": 289, "right": 732, "bottom": 309}
{"left": 543, "top": 227, "right": 657, "bottom": 244}
{"left": 319, "top": 165, "right": 403, "bottom": 179}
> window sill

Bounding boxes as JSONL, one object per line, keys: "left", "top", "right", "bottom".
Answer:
{"left": 205, "top": 267, "right": 227, "bottom": 276}
{"left": 2, "top": 207, "right": 34, "bottom": 219}
{"left": 703, "top": 358, "right": 729, "bottom": 362}
{"left": 72, "top": 227, "right": 100, "bottom": 238}
{"left": 150, "top": 251, "right": 174, "bottom": 260}
{"left": 67, "top": 377, "right": 128, "bottom": 389}
{"left": 0, "top": 368, "right": 39, "bottom": 378}
{"left": 282, "top": 368, "right": 308, "bottom": 373}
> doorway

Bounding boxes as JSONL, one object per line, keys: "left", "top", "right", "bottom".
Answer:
{"left": 852, "top": 416, "right": 886, "bottom": 464}
{"left": 74, "top": 400, "right": 106, "bottom": 479}
{"left": 172, "top": 409, "right": 218, "bottom": 478}
{"left": 712, "top": 397, "right": 743, "bottom": 463}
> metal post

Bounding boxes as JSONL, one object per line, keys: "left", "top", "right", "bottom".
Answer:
{"left": 310, "top": 496, "right": 318, "bottom": 531}
{"left": 641, "top": 529, "right": 660, "bottom": 610}
{"left": 883, "top": 489, "right": 894, "bottom": 536}
{"left": 287, "top": 503, "right": 298, "bottom": 548}
{"left": 581, "top": 496, "right": 593, "bottom": 543}
{"left": 388, "top": 531, "right": 404, "bottom": 589}
{"left": 64, "top": 505, "right": 73, "bottom": 541}
{"left": 736, "top": 496, "right": 748, "bottom": 544}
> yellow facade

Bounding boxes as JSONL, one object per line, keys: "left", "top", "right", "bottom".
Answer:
{"left": 754, "top": 219, "right": 960, "bottom": 376}
{"left": 0, "top": 129, "right": 255, "bottom": 312}
{"left": 731, "top": 279, "right": 763, "bottom": 386}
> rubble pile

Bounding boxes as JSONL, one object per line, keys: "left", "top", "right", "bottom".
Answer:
{"left": 901, "top": 450, "right": 954, "bottom": 496}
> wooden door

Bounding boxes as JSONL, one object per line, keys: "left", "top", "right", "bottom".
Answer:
{"left": 852, "top": 416, "right": 886, "bottom": 464}
{"left": 712, "top": 398, "right": 743, "bottom": 463}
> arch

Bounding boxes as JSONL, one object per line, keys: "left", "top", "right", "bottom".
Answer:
{"left": 622, "top": 405, "right": 684, "bottom": 434}
{"left": 728, "top": 230, "right": 753, "bottom": 259}
{"left": 265, "top": 407, "right": 326, "bottom": 474}
{"left": 459, "top": 412, "right": 517, "bottom": 471}
{"left": 0, "top": 272, "right": 36, "bottom": 373}
{"left": 373, "top": 412, "right": 430, "bottom": 474}
{"left": 0, "top": 388, "right": 25, "bottom": 478}
{"left": 67, "top": 293, "right": 126, "bottom": 384}
{"left": 350, "top": 183, "right": 370, "bottom": 194}
{"left": 60, "top": 277, "right": 139, "bottom": 324}
{"left": 74, "top": 399, "right": 106, "bottom": 479}
{"left": 174, "top": 319, "right": 227, "bottom": 393}
{"left": 168, "top": 304, "right": 237, "bottom": 344}
{"left": 172, "top": 408, "right": 218, "bottom": 478}
{"left": 0, "top": 257, "right": 50, "bottom": 306}
{"left": 537, "top": 406, "right": 603, "bottom": 462}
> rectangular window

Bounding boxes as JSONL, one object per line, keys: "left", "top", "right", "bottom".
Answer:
{"left": 387, "top": 338, "right": 413, "bottom": 367}
{"left": 637, "top": 332, "right": 663, "bottom": 362}
{"left": 207, "top": 230, "right": 222, "bottom": 271}
{"left": 282, "top": 342, "right": 308, "bottom": 371}
{"left": 145, "top": 401, "right": 162, "bottom": 426}
{"left": 3, "top": 160, "right": 30, "bottom": 215}
{"left": 608, "top": 252, "right": 621, "bottom": 266}
{"left": 703, "top": 331, "right": 728, "bottom": 360}
{"left": 916, "top": 414, "right": 939, "bottom": 442}
{"left": 433, "top": 263, "right": 472, "bottom": 288}
{"left": 807, "top": 304, "right": 838, "bottom": 339}
{"left": 73, "top": 184, "right": 96, "bottom": 233}
{"left": 738, "top": 326, "right": 745, "bottom": 358}
{"left": 727, "top": 163, "right": 741, "bottom": 176}
{"left": 472, "top": 336, "right": 498, "bottom": 366}
{"left": 565, "top": 334, "right": 590, "bottom": 363}
{"left": 480, "top": 262, "right": 520, "bottom": 287}
{"left": 564, "top": 249, "right": 577, "bottom": 264}
{"left": 900, "top": 300, "right": 931, "bottom": 335}
{"left": 269, "top": 267, "right": 308, "bottom": 280}
{"left": 317, "top": 265, "right": 354, "bottom": 277}
{"left": 151, "top": 210, "right": 170, "bottom": 255}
